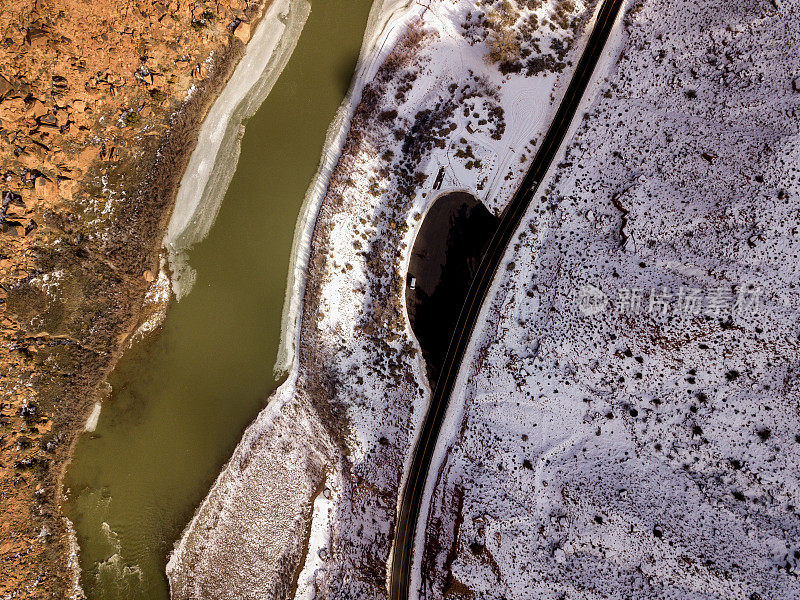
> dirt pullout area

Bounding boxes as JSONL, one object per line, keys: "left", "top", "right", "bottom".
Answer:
{"left": 0, "top": 0, "right": 270, "bottom": 596}
{"left": 405, "top": 191, "right": 498, "bottom": 381}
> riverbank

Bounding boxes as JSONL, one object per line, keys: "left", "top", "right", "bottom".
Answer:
{"left": 64, "top": 2, "right": 377, "bottom": 598}
{"left": 277, "top": 0, "right": 417, "bottom": 375}
{"left": 164, "top": 0, "right": 310, "bottom": 300}
{"left": 0, "top": 0, "right": 275, "bottom": 595}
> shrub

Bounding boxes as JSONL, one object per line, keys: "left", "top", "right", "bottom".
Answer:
{"left": 483, "top": 0, "right": 522, "bottom": 66}
{"left": 123, "top": 109, "right": 141, "bottom": 127}
{"left": 484, "top": 0, "right": 519, "bottom": 31}
{"left": 149, "top": 88, "right": 167, "bottom": 103}
{"left": 553, "top": 0, "right": 576, "bottom": 29}
{"left": 486, "top": 28, "right": 522, "bottom": 65}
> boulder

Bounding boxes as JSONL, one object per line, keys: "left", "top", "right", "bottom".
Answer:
{"left": 0, "top": 76, "right": 10, "bottom": 99}
{"left": 25, "top": 28, "right": 47, "bottom": 48}
{"left": 34, "top": 176, "right": 57, "bottom": 203}
{"left": 234, "top": 21, "right": 251, "bottom": 43}
{"left": 1, "top": 221, "right": 26, "bottom": 237}
{"left": 2, "top": 190, "right": 21, "bottom": 208}
{"left": 75, "top": 146, "right": 101, "bottom": 172}
{"left": 26, "top": 98, "right": 48, "bottom": 119}
{"left": 4, "top": 199, "right": 26, "bottom": 218}
{"left": 19, "top": 151, "right": 43, "bottom": 170}
{"left": 102, "top": 146, "right": 118, "bottom": 161}
{"left": 793, "top": 76, "right": 800, "bottom": 93}
{"left": 55, "top": 110, "right": 70, "bottom": 127}
{"left": 57, "top": 178, "right": 76, "bottom": 201}
{"left": 38, "top": 113, "right": 58, "bottom": 128}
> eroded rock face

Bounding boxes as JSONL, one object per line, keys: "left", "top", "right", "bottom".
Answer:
{"left": 0, "top": 0, "right": 270, "bottom": 596}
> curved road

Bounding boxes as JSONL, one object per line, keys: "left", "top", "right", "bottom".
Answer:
{"left": 389, "top": 0, "right": 625, "bottom": 597}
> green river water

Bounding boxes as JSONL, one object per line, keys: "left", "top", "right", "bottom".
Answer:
{"left": 63, "top": 2, "right": 373, "bottom": 598}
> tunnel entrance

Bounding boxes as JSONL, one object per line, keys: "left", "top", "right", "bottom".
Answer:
{"left": 406, "top": 191, "right": 499, "bottom": 383}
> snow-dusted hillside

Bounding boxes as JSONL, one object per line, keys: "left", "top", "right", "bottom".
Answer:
{"left": 168, "top": 0, "right": 601, "bottom": 598}
{"left": 421, "top": 0, "right": 800, "bottom": 598}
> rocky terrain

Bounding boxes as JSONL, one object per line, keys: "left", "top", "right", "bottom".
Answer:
{"left": 421, "top": 0, "right": 800, "bottom": 598}
{"left": 0, "top": 0, "right": 268, "bottom": 596}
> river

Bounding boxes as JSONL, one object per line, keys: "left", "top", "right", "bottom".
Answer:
{"left": 62, "top": 1, "right": 374, "bottom": 598}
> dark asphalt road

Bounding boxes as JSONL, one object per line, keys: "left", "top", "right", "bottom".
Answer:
{"left": 389, "top": 0, "right": 626, "bottom": 598}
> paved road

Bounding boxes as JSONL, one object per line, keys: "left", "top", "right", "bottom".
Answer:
{"left": 389, "top": 0, "right": 625, "bottom": 597}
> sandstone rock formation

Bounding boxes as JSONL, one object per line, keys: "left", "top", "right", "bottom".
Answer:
{"left": 0, "top": 0, "right": 271, "bottom": 596}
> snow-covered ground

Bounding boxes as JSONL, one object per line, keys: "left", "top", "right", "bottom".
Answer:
{"left": 168, "top": 0, "right": 600, "bottom": 597}
{"left": 421, "top": 1, "right": 800, "bottom": 598}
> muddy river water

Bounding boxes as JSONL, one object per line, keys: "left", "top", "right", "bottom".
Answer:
{"left": 63, "top": 1, "right": 373, "bottom": 598}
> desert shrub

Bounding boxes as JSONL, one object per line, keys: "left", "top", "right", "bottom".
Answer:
{"left": 484, "top": 0, "right": 519, "bottom": 30}
{"left": 382, "top": 19, "right": 428, "bottom": 78}
{"left": 486, "top": 28, "right": 522, "bottom": 64}
{"left": 553, "top": 0, "right": 576, "bottom": 29}
{"left": 483, "top": 0, "right": 523, "bottom": 66}
{"left": 122, "top": 109, "right": 141, "bottom": 127}
{"left": 526, "top": 53, "right": 564, "bottom": 75}
{"left": 378, "top": 109, "right": 398, "bottom": 123}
